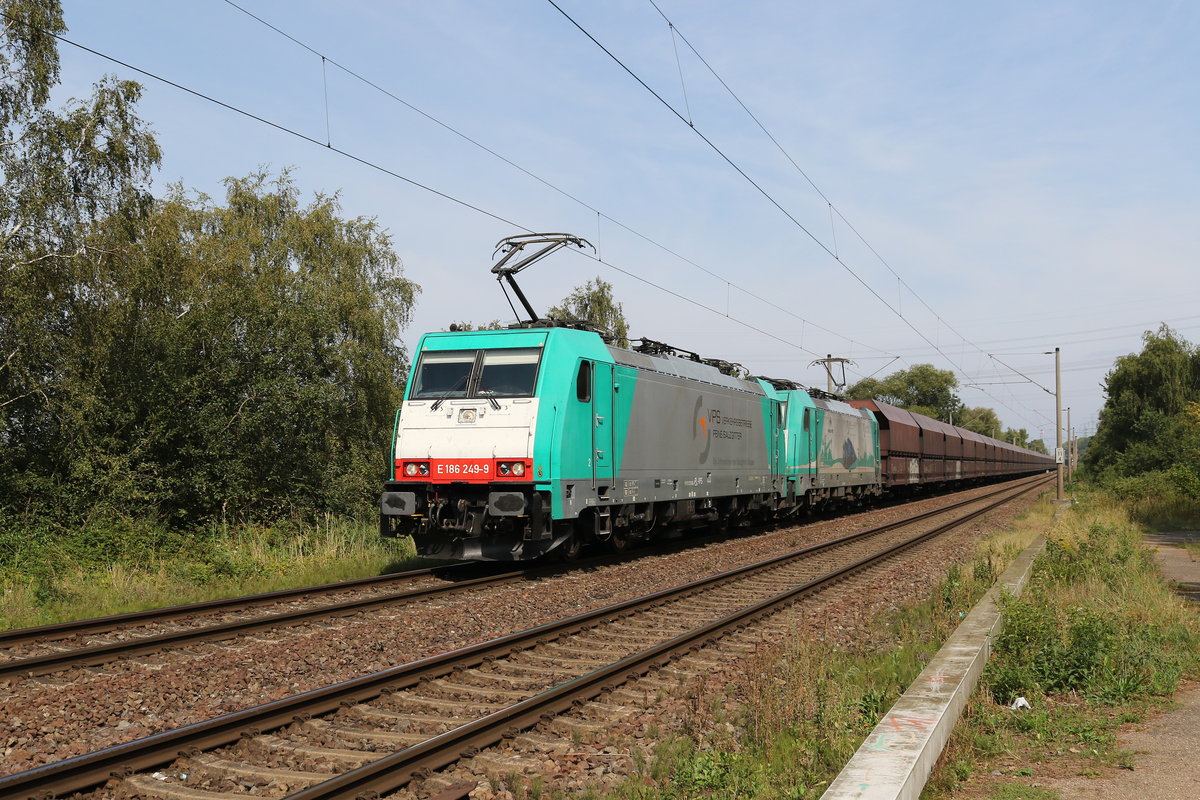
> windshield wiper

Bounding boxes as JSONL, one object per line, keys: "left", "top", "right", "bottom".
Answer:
{"left": 430, "top": 373, "right": 470, "bottom": 411}
{"left": 477, "top": 389, "right": 501, "bottom": 410}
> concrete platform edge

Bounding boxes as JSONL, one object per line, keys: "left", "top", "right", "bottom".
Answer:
{"left": 819, "top": 533, "right": 1048, "bottom": 800}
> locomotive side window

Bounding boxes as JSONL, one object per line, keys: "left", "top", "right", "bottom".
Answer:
{"left": 410, "top": 350, "right": 476, "bottom": 399}
{"left": 478, "top": 348, "right": 541, "bottom": 397}
{"left": 576, "top": 360, "right": 592, "bottom": 402}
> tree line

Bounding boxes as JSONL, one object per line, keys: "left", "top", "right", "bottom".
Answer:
{"left": 1, "top": 2, "right": 417, "bottom": 534}
{"left": 1083, "top": 325, "right": 1200, "bottom": 496}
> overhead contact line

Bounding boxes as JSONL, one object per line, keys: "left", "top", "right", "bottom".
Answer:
{"left": 215, "top": 0, "right": 899, "bottom": 366}
{"left": 550, "top": 1, "right": 1053, "bottom": 426}
{"left": 0, "top": 8, "right": 891, "bottom": 374}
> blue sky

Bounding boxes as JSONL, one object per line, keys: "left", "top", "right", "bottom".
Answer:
{"left": 52, "top": 1, "right": 1200, "bottom": 446}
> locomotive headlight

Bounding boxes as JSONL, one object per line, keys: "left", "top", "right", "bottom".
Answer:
{"left": 510, "top": 461, "right": 525, "bottom": 476}
{"left": 403, "top": 461, "right": 430, "bottom": 477}
{"left": 418, "top": 463, "right": 429, "bottom": 476}
{"left": 457, "top": 408, "right": 477, "bottom": 424}
{"left": 404, "top": 462, "right": 419, "bottom": 476}
{"left": 498, "top": 462, "right": 511, "bottom": 476}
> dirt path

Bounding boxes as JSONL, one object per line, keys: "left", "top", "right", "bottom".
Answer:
{"left": 1037, "top": 684, "right": 1200, "bottom": 799}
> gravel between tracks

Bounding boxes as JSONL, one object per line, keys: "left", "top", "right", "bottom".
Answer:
{"left": 0, "top": 483, "right": 1039, "bottom": 777}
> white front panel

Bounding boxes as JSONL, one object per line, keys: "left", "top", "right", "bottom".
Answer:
{"left": 396, "top": 398, "right": 539, "bottom": 459}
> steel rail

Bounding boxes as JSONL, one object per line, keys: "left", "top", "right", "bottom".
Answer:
{"left": 0, "top": 476, "right": 1048, "bottom": 800}
{"left": 0, "top": 477, "right": 1039, "bottom": 679}
{"left": 0, "top": 568, "right": 529, "bottom": 680}
{"left": 0, "top": 517, "right": 809, "bottom": 679}
{"left": 0, "top": 563, "right": 469, "bottom": 648}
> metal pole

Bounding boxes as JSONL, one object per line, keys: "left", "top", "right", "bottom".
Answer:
{"left": 1073, "top": 427, "right": 1079, "bottom": 474}
{"left": 1066, "top": 407, "right": 1072, "bottom": 483}
{"left": 827, "top": 354, "right": 834, "bottom": 394}
{"left": 1055, "top": 347, "right": 1064, "bottom": 501}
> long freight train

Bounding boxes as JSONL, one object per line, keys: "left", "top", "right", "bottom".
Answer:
{"left": 379, "top": 326, "right": 1053, "bottom": 560}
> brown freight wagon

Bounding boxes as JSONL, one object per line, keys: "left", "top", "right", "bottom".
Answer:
{"left": 846, "top": 399, "right": 921, "bottom": 485}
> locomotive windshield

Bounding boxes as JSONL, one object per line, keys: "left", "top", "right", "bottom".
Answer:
{"left": 478, "top": 349, "right": 540, "bottom": 397}
{"left": 410, "top": 347, "right": 541, "bottom": 400}
{"left": 410, "top": 351, "right": 475, "bottom": 399}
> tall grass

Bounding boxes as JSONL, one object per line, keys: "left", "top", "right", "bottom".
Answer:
{"left": 988, "top": 516, "right": 1194, "bottom": 705}
{"left": 1095, "top": 469, "right": 1200, "bottom": 530}
{"left": 0, "top": 515, "right": 421, "bottom": 630}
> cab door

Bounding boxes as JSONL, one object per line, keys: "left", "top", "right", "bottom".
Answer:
{"left": 805, "top": 407, "right": 819, "bottom": 484}
{"left": 591, "top": 361, "right": 615, "bottom": 487}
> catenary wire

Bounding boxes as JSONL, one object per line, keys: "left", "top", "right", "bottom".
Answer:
{"left": 20, "top": 7, "right": 1053, "bottom": 432}
{"left": 2, "top": 11, "right": 838, "bottom": 373}
{"left": 217, "top": 0, "right": 898, "bottom": 365}
{"left": 546, "top": 0, "right": 1048, "bottom": 429}
{"left": 644, "top": 0, "right": 1065, "bottom": 405}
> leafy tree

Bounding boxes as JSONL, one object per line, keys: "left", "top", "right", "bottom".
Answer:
{"left": 548, "top": 276, "right": 629, "bottom": 347}
{"left": 1001, "top": 427, "right": 1045, "bottom": 453}
{"left": 846, "top": 363, "right": 962, "bottom": 422}
{"left": 1023, "top": 434, "right": 1049, "bottom": 455}
{"left": 1, "top": 4, "right": 419, "bottom": 528}
{"left": 1085, "top": 326, "right": 1200, "bottom": 477}
{"left": 61, "top": 173, "right": 420, "bottom": 522}
{"left": 1, "top": 0, "right": 161, "bottom": 509}
{"left": 955, "top": 406, "right": 1002, "bottom": 437}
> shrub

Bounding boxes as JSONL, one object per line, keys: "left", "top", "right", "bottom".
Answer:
{"left": 986, "top": 518, "right": 1198, "bottom": 705}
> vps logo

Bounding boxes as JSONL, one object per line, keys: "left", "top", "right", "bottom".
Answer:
{"left": 693, "top": 396, "right": 711, "bottom": 464}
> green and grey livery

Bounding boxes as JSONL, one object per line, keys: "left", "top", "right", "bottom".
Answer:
{"left": 380, "top": 327, "right": 881, "bottom": 560}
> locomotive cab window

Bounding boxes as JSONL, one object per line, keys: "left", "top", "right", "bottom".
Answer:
{"left": 410, "top": 347, "right": 541, "bottom": 400}
{"left": 478, "top": 348, "right": 541, "bottom": 397}
{"left": 410, "top": 350, "right": 476, "bottom": 399}
{"left": 576, "top": 360, "right": 592, "bottom": 402}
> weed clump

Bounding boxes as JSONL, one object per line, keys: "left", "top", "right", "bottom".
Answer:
{"left": 986, "top": 518, "right": 1198, "bottom": 706}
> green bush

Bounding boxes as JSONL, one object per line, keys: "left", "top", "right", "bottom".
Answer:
{"left": 986, "top": 520, "right": 1196, "bottom": 705}
{"left": 1099, "top": 470, "right": 1200, "bottom": 529}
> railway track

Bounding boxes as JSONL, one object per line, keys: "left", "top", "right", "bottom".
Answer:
{"left": 0, "top": 475, "right": 1048, "bottom": 800}
{"left": 0, "top": 479, "right": 1027, "bottom": 682}
{"left": 0, "top": 541, "right": 745, "bottom": 680}
{"left": 0, "top": 562, "right": 531, "bottom": 680}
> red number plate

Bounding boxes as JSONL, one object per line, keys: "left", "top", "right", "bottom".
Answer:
{"left": 429, "top": 459, "right": 493, "bottom": 481}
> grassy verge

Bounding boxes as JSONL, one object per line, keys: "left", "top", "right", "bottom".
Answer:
{"left": 924, "top": 495, "right": 1200, "bottom": 798}
{"left": 0, "top": 515, "right": 422, "bottom": 630}
{"left": 537, "top": 496, "right": 1055, "bottom": 800}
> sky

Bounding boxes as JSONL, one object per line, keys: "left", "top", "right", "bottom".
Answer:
{"left": 49, "top": 0, "right": 1200, "bottom": 449}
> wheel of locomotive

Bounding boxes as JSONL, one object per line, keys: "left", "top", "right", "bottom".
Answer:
{"left": 562, "top": 533, "right": 585, "bottom": 561}
{"left": 560, "top": 521, "right": 587, "bottom": 561}
{"left": 607, "top": 529, "right": 631, "bottom": 554}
